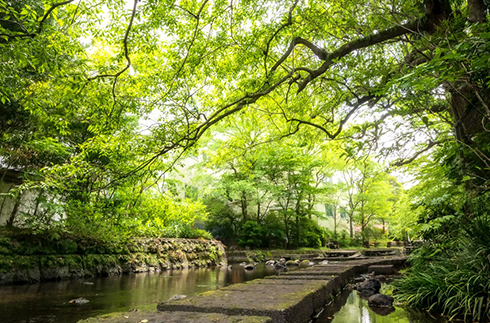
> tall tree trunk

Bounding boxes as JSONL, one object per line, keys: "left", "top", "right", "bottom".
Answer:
{"left": 468, "top": 0, "right": 487, "bottom": 23}
{"left": 256, "top": 202, "right": 260, "bottom": 222}
{"left": 240, "top": 191, "right": 248, "bottom": 222}
{"left": 349, "top": 213, "right": 353, "bottom": 238}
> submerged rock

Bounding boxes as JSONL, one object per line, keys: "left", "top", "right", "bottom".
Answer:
{"left": 368, "top": 293, "right": 394, "bottom": 307}
{"left": 357, "top": 278, "right": 381, "bottom": 296}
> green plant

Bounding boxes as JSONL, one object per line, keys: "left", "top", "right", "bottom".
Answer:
{"left": 239, "top": 220, "right": 267, "bottom": 248}
{"left": 393, "top": 206, "right": 490, "bottom": 322}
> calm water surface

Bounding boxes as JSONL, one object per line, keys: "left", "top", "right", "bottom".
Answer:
{"left": 1, "top": 266, "right": 452, "bottom": 323}
{"left": 0, "top": 264, "right": 278, "bottom": 323}
{"left": 316, "top": 287, "right": 449, "bottom": 323}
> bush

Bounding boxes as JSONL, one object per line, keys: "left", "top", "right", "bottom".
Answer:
{"left": 298, "top": 218, "right": 328, "bottom": 248}
{"left": 393, "top": 194, "right": 490, "bottom": 322}
{"left": 239, "top": 220, "right": 267, "bottom": 248}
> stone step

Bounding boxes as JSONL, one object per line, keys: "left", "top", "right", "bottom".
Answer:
{"left": 78, "top": 311, "right": 272, "bottom": 323}
{"left": 156, "top": 257, "right": 407, "bottom": 323}
{"left": 367, "top": 265, "right": 395, "bottom": 275}
{"left": 78, "top": 256, "right": 408, "bottom": 323}
{"left": 362, "top": 249, "right": 398, "bottom": 257}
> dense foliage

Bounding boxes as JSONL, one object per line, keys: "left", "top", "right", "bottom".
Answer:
{"left": 0, "top": 0, "right": 489, "bottom": 319}
{"left": 394, "top": 194, "right": 490, "bottom": 322}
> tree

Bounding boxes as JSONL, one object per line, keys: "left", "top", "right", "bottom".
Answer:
{"left": 341, "top": 154, "right": 398, "bottom": 244}
{"left": 195, "top": 112, "right": 335, "bottom": 248}
{"left": 2, "top": 0, "right": 488, "bottom": 188}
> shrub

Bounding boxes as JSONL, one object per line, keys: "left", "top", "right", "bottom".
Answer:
{"left": 393, "top": 195, "right": 490, "bottom": 322}
{"left": 239, "top": 220, "right": 267, "bottom": 248}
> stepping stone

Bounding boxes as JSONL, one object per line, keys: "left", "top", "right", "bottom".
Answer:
{"left": 157, "top": 280, "right": 330, "bottom": 323}
{"left": 77, "top": 311, "right": 272, "bottom": 323}
{"left": 367, "top": 265, "right": 394, "bottom": 275}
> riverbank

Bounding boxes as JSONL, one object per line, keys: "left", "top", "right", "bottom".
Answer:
{"left": 79, "top": 255, "right": 407, "bottom": 323}
{"left": 0, "top": 232, "right": 226, "bottom": 284}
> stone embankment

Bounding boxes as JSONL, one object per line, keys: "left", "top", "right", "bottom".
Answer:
{"left": 226, "top": 248, "right": 400, "bottom": 263}
{"left": 0, "top": 235, "right": 226, "bottom": 284}
{"left": 79, "top": 255, "right": 407, "bottom": 323}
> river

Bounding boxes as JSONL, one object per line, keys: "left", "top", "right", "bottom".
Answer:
{"left": 0, "top": 265, "right": 451, "bottom": 323}
{"left": 0, "top": 264, "right": 278, "bottom": 323}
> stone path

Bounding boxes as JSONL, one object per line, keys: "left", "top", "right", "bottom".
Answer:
{"left": 78, "top": 256, "right": 406, "bottom": 323}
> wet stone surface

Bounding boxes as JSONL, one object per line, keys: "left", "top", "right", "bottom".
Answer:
{"left": 78, "top": 311, "right": 273, "bottom": 323}
{"left": 155, "top": 257, "right": 407, "bottom": 323}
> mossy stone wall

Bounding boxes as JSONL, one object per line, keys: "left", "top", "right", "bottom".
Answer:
{"left": 0, "top": 235, "right": 226, "bottom": 284}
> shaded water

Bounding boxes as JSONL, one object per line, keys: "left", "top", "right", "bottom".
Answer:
{"left": 0, "top": 264, "right": 278, "bottom": 323}
{"left": 316, "top": 288, "right": 448, "bottom": 323}
{"left": 1, "top": 266, "right": 453, "bottom": 323}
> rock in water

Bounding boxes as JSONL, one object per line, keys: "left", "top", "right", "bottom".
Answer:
{"left": 166, "top": 294, "right": 187, "bottom": 302}
{"left": 265, "top": 260, "right": 275, "bottom": 266}
{"left": 357, "top": 278, "right": 381, "bottom": 296}
{"left": 368, "top": 293, "right": 394, "bottom": 307}
{"left": 69, "top": 297, "right": 89, "bottom": 304}
{"left": 285, "top": 260, "right": 300, "bottom": 266}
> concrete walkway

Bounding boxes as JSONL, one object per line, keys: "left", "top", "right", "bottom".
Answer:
{"left": 78, "top": 256, "right": 407, "bottom": 323}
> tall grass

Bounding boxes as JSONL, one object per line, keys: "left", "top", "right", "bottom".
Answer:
{"left": 393, "top": 212, "right": 490, "bottom": 322}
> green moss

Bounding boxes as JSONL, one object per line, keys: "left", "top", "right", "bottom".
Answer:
{"left": 146, "top": 253, "right": 159, "bottom": 267}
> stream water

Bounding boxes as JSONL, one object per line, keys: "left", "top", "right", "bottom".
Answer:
{"left": 0, "top": 265, "right": 451, "bottom": 323}
{"left": 0, "top": 264, "right": 278, "bottom": 323}
{"left": 316, "top": 286, "right": 449, "bottom": 323}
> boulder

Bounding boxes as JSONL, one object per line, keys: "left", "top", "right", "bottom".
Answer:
{"left": 357, "top": 278, "right": 381, "bottom": 297}
{"left": 265, "top": 260, "right": 275, "bottom": 266}
{"left": 285, "top": 260, "right": 300, "bottom": 266}
{"left": 368, "top": 293, "right": 394, "bottom": 307}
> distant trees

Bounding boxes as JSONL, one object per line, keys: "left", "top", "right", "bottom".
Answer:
{"left": 195, "top": 114, "right": 333, "bottom": 248}
{"left": 191, "top": 112, "right": 401, "bottom": 248}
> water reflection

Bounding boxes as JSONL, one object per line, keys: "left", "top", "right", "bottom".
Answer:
{"left": 316, "top": 288, "right": 447, "bottom": 323}
{"left": 0, "top": 264, "right": 278, "bottom": 323}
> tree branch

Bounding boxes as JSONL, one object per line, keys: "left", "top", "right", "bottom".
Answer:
{"left": 391, "top": 140, "right": 442, "bottom": 166}
{"left": 297, "top": 19, "right": 425, "bottom": 92}
{"left": 284, "top": 95, "right": 378, "bottom": 139}
{"left": 38, "top": 0, "right": 76, "bottom": 33}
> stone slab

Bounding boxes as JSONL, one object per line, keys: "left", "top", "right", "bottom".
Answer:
{"left": 157, "top": 280, "right": 328, "bottom": 323}
{"left": 264, "top": 275, "right": 336, "bottom": 281}
{"left": 77, "top": 311, "right": 272, "bottom": 323}
{"left": 313, "top": 256, "right": 368, "bottom": 261}
{"left": 250, "top": 278, "right": 332, "bottom": 286}
{"left": 280, "top": 254, "right": 319, "bottom": 260}
{"left": 367, "top": 265, "right": 394, "bottom": 275}
{"left": 325, "top": 250, "right": 358, "bottom": 257}
{"left": 154, "top": 256, "right": 408, "bottom": 323}
{"left": 363, "top": 249, "right": 398, "bottom": 257}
